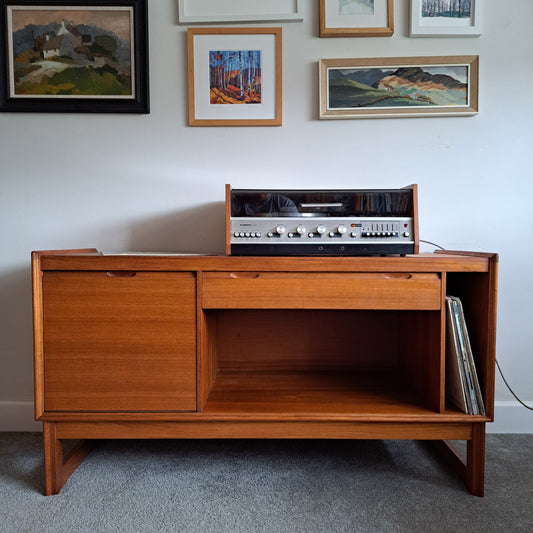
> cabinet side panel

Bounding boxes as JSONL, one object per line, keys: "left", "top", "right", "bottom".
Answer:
{"left": 43, "top": 272, "right": 197, "bottom": 412}
{"left": 32, "top": 253, "right": 45, "bottom": 419}
{"left": 446, "top": 258, "right": 498, "bottom": 419}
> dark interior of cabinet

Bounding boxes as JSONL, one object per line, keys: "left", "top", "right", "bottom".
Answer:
{"left": 201, "top": 309, "right": 443, "bottom": 416}
{"left": 445, "top": 272, "right": 492, "bottom": 416}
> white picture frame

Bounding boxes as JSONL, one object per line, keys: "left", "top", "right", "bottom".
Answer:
{"left": 410, "top": 0, "right": 481, "bottom": 37}
{"left": 178, "top": 0, "right": 303, "bottom": 24}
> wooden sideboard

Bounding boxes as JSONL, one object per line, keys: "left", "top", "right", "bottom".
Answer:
{"left": 32, "top": 249, "right": 498, "bottom": 496}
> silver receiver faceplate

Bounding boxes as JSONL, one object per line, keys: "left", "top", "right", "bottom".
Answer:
{"left": 231, "top": 217, "right": 414, "bottom": 246}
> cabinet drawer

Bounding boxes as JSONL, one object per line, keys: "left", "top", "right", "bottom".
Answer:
{"left": 202, "top": 272, "right": 441, "bottom": 310}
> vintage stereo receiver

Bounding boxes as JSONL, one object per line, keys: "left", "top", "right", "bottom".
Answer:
{"left": 225, "top": 184, "right": 419, "bottom": 256}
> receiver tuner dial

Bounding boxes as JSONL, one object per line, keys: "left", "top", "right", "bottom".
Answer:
{"left": 337, "top": 225, "right": 347, "bottom": 235}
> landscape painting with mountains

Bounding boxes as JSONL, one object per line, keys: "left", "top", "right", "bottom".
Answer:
{"left": 8, "top": 7, "right": 133, "bottom": 98}
{"left": 327, "top": 65, "right": 469, "bottom": 110}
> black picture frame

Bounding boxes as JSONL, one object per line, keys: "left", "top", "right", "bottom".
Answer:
{"left": 0, "top": 0, "right": 149, "bottom": 113}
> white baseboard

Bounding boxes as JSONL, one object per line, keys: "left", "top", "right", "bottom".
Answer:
{"left": 1, "top": 400, "right": 532, "bottom": 433}
{"left": 489, "top": 401, "right": 533, "bottom": 433}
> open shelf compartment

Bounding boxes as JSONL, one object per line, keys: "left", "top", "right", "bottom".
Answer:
{"left": 200, "top": 309, "right": 444, "bottom": 417}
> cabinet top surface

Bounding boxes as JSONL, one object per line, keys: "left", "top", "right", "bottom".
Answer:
{"left": 33, "top": 250, "right": 496, "bottom": 273}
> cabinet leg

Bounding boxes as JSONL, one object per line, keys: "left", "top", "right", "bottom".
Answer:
{"left": 42, "top": 422, "right": 95, "bottom": 496}
{"left": 425, "top": 423, "right": 486, "bottom": 497}
{"left": 43, "top": 422, "right": 62, "bottom": 496}
{"left": 465, "top": 424, "right": 485, "bottom": 497}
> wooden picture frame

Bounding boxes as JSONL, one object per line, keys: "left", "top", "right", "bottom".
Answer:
{"left": 319, "top": 56, "right": 479, "bottom": 119}
{"left": 0, "top": 0, "right": 149, "bottom": 113}
{"left": 410, "top": 0, "right": 481, "bottom": 37}
{"left": 187, "top": 27, "right": 282, "bottom": 127}
{"left": 178, "top": 0, "right": 303, "bottom": 24}
{"left": 319, "top": 0, "right": 394, "bottom": 38}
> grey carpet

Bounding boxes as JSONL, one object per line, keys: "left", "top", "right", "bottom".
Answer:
{"left": 1, "top": 433, "right": 532, "bottom": 532}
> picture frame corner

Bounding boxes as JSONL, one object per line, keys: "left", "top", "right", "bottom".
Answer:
{"left": 1, "top": 0, "right": 149, "bottom": 114}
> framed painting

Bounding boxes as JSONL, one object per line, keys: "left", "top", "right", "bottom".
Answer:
{"left": 187, "top": 27, "right": 282, "bottom": 127}
{"left": 319, "top": 56, "right": 479, "bottom": 119}
{"left": 178, "top": 0, "right": 303, "bottom": 24}
{"left": 0, "top": 0, "right": 149, "bottom": 113}
{"left": 410, "top": 0, "right": 481, "bottom": 37}
{"left": 319, "top": 0, "right": 394, "bottom": 38}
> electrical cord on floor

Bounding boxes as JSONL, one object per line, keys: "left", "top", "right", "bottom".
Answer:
{"left": 421, "top": 238, "right": 533, "bottom": 411}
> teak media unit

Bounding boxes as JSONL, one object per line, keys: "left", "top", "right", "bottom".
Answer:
{"left": 32, "top": 250, "right": 498, "bottom": 496}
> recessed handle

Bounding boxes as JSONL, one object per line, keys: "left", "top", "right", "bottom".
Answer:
{"left": 106, "top": 271, "right": 137, "bottom": 278}
{"left": 229, "top": 272, "right": 260, "bottom": 279}
{"left": 383, "top": 273, "right": 413, "bottom": 280}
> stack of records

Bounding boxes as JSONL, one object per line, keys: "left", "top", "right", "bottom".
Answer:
{"left": 445, "top": 296, "right": 485, "bottom": 415}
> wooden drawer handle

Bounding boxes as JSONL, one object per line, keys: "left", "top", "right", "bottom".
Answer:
{"left": 229, "top": 272, "right": 260, "bottom": 279}
{"left": 383, "top": 273, "right": 413, "bottom": 280}
{"left": 106, "top": 271, "right": 137, "bottom": 277}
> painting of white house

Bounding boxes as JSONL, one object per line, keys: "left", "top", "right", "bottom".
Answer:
{"left": 7, "top": 6, "right": 134, "bottom": 98}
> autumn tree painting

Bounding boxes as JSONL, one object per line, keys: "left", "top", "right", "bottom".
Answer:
{"left": 209, "top": 50, "right": 261, "bottom": 105}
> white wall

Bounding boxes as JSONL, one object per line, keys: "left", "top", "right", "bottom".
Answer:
{"left": 1, "top": 0, "right": 532, "bottom": 432}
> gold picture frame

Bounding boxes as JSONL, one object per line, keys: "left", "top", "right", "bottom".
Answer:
{"left": 187, "top": 27, "right": 282, "bottom": 127}
{"left": 319, "top": 56, "right": 479, "bottom": 119}
{"left": 319, "top": 0, "right": 394, "bottom": 38}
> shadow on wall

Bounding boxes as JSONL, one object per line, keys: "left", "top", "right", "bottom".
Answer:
{"left": 129, "top": 202, "right": 226, "bottom": 254}
{"left": 1, "top": 202, "right": 226, "bottom": 406}
{"left": 0, "top": 268, "right": 35, "bottom": 401}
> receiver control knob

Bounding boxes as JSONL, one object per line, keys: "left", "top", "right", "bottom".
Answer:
{"left": 403, "top": 231, "right": 410, "bottom": 238}
{"left": 296, "top": 225, "right": 306, "bottom": 235}
{"left": 337, "top": 225, "right": 347, "bottom": 235}
{"left": 276, "top": 225, "right": 286, "bottom": 235}
{"left": 316, "top": 224, "right": 327, "bottom": 235}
